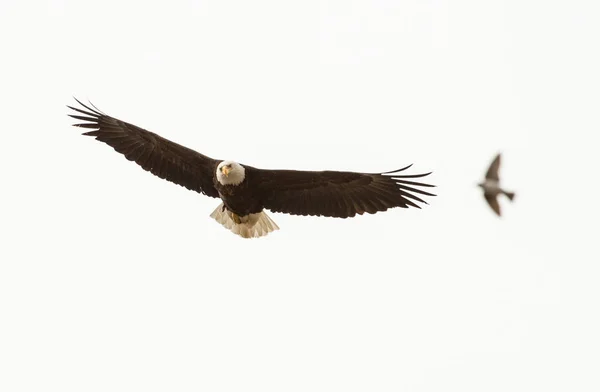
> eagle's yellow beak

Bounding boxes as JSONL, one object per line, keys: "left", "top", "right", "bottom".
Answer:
{"left": 221, "top": 165, "right": 230, "bottom": 177}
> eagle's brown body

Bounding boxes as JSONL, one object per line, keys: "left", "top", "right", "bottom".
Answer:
{"left": 213, "top": 173, "right": 263, "bottom": 217}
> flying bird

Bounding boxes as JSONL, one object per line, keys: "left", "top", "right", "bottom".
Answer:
{"left": 68, "top": 98, "right": 436, "bottom": 238}
{"left": 478, "top": 153, "right": 515, "bottom": 217}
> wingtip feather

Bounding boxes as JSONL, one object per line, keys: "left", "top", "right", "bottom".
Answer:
{"left": 381, "top": 164, "right": 413, "bottom": 175}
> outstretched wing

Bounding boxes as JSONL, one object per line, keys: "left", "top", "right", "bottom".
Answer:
{"left": 485, "top": 153, "right": 501, "bottom": 181}
{"left": 249, "top": 164, "right": 436, "bottom": 218}
{"left": 485, "top": 195, "right": 501, "bottom": 216}
{"left": 68, "top": 98, "right": 221, "bottom": 198}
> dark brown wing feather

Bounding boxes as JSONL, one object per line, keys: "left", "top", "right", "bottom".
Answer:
{"left": 485, "top": 153, "right": 502, "bottom": 181}
{"left": 485, "top": 194, "right": 501, "bottom": 216}
{"left": 68, "top": 98, "right": 220, "bottom": 198}
{"left": 249, "top": 164, "right": 436, "bottom": 218}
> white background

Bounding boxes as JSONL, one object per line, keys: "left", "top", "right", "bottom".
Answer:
{"left": 1, "top": 0, "right": 599, "bottom": 391}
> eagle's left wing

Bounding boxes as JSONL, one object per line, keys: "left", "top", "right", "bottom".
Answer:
{"left": 249, "top": 165, "right": 435, "bottom": 218}
{"left": 68, "top": 99, "right": 221, "bottom": 198}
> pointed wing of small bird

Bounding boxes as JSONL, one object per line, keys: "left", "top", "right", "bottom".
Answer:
{"left": 484, "top": 194, "right": 501, "bottom": 216}
{"left": 485, "top": 153, "right": 502, "bottom": 181}
{"left": 68, "top": 99, "right": 221, "bottom": 198}
{"left": 246, "top": 165, "right": 436, "bottom": 218}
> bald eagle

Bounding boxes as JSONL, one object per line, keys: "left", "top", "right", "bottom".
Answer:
{"left": 68, "top": 99, "right": 436, "bottom": 238}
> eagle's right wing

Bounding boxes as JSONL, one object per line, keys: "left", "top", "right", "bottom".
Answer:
{"left": 68, "top": 98, "right": 221, "bottom": 198}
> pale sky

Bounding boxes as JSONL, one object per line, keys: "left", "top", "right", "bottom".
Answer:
{"left": 1, "top": 0, "right": 599, "bottom": 391}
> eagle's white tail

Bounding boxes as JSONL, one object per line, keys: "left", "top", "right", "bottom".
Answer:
{"left": 210, "top": 203, "right": 279, "bottom": 239}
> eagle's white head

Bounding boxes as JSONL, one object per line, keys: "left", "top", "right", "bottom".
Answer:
{"left": 216, "top": 160, "right": 246, "bottom": 186}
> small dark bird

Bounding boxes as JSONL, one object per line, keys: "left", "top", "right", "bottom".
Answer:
{"left": 68, "top": 98, "right": 436, "bottom": 238}
{"left": 478, "top": 153, "right": 515, "bottom": 217}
